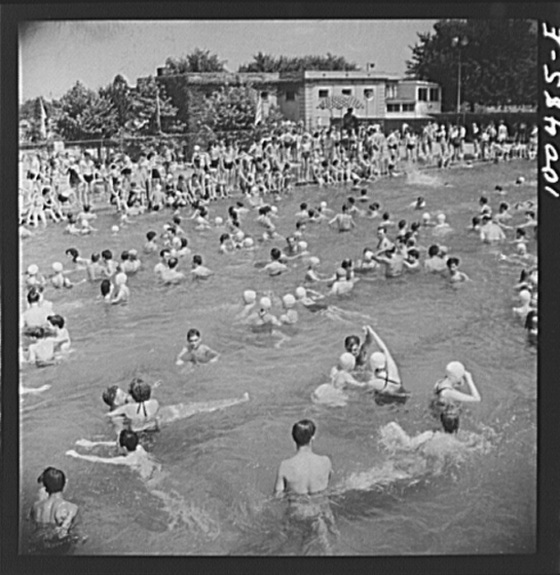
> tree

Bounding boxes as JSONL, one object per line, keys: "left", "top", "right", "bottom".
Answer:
{"left": 406, "top": 19, "right": 537, "bottom": 111}
{"left": 238, "top": 52, "right": 359, "bottom": 73}
{"left": 164, "top": 48, "right": 226, "bottom": 74}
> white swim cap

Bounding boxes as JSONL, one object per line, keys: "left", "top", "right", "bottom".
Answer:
{"left": 309, "top": 256, "right": 320, "bottom": 267}
{"left": 437, "top": 213, "right": 446, "bottom": 223}
{"left": 445, "top": 361, "right": 465, "bottom": 381}
{"left": 243, "top": 289, "right": 257, "bottom": 304}
{"left": 215, "top": 216, "right": 223, "bottom": 225}
{"left": 516, "top": 243, "right": 527, "bottom": 255}
{"left": 52, "top": 262, "right": 63, "bottom": 273}
{"left": 370, "top": 351, "right": 386, "bottom": 370}
{"left": 234, "top": 230, "right": 245, "bottom": 241}
{"left": 320, "top": 201, "right": 327, "bottom": 209}
{"left": 518, "top": 289, "right": 531, "bottom": 304}
{"left": 129, "top": 249, "right": 138, "bottom": 256}
{"left": 295, "top": 286, "right": 306, "bottom": 299}
{"left": 115, "top": 272, "right": 127, "bottom": 285}
{"left": 422, "top": 212, "right": 431, "bottom": 221}
{"left": 27, "top": 264, "right": 39, "bottom": 275}
{"left": 260, "top": 296, "right": 272, "bottom": 309}
{"left": 194, "top": 145, "right": 200, "bottom": 151}
{"left": 293, "top": 230, "right": 303, "bottom": 239}
{"left": 283, "top": 294, "right": 296, "bottom": 308}
{"left": 364, "top": 250, "right": 374, "bottom": 261}
{"left": 271, "top": 206, "right": 278, "bottom": 213}
{"left": 516, "top": 176, "right": 525, "bottom": 184}
{"left": 439, "top": 245, "right": 448, "bottom": 255}
{"left": 243, "top": 237, "right": 254, "bottom": 248}
{"left": 111, "top": 225, "right": 119, "bottom": 233}
{"left": 339, "top": 352, "right": 356, "bottom": 371}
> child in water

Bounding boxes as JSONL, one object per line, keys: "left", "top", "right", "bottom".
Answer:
{"left": 31, "top": 467, "right": 79, "bottom": 541}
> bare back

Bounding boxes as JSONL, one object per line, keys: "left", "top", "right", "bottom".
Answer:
{"left": 276, "top": 451, "right": 332, "bottom": 496}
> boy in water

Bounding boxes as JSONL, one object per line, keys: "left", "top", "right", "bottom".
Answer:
{"left": 176, "top": 328, "right": 220, "bottom": 366}
{"left": 31, "top": 467, "right": 79, "bottom": 540}
{"left": 25, "top": 327, "right": 57, "bottom": 367}
{"left": 67, "top": 429, "right": 160, "bottom": 481}
{"left": 191, "top": 254, "right": 214, "bottom": 279}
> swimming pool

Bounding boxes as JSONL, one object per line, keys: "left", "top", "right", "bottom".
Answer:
{"left": 19, "top": 159, "right": 537, "bottom": 555}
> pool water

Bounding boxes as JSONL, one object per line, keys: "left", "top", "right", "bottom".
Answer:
{"left": 19, "top": 160, "right": 537, "bottom": 555}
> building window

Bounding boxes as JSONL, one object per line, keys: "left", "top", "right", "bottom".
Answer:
{"left": 318, "top": 89, "right": 329, "bottom": 98}
{"left": 260, "top": 91, "right": 269, "bottom": 101}
{"left": 387, "top": 103, "right": 401, "bottom": 112}
{"left": 402, "top": 103, "right": 415, "bottom": 112}
{"left": 386, "top": 84, "right": 397, "bottom": 99}
{"left": 341, "top": 89, "right": 352, "bottom": 96}
{"left": 285, "top": 91, "right": 296, "bottom": 101}
{"left": 429, "top": 88, "right": 440, "bottom": 102}
{"left": 418, "top": 88, "right": 428, "bottom": 101}
{"left": 363, "top": 88, "right": 374, "bottom": 100}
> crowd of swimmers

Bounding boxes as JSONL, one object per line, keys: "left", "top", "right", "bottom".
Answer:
{"left": 21, "top": 119, "right": 537, "bottom": 553}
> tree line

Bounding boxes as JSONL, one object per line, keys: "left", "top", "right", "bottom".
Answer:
{"left": 20, "top": 20, "right": 537, "bottom": 144}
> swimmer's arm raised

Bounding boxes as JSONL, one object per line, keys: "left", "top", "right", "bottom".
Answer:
{"left": 443, "top": 372, "right": 481, "bottom": 403}
{"left": 66, "top": 450, "right": 129, "bottom": 465}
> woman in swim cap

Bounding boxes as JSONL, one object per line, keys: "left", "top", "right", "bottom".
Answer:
{"left": 431, "top": 361, "right": 481, "bottom": 433}
{"left": 365, "top": 326, "right": 406, "bottom": 397}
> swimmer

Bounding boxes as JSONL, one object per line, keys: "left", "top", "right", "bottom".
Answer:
{"left": 431, "top": 361, "right": 481, "bottom": 433}
{"left": 355, "top": 249, "right": 380, "bottom": 274}
{"left": 525, "top": 309, "right": 537, "bottom": 346}
{"left": 100, "top": 279, "right": 114, "bottom": 302}
{"left": 176, "top": 328, "right": 219, "bottom": 366}
{"left": 329, "top": 268, "right": 357, "bottom": 296}
{"left": 50, "top": 262, "right": 76, "bottom": 289}
{"left": 432, "top": 213, "right": 452, "bottom": 236}
{"left": 329, "top": 352, "right": 365, "bottom": 390}
{"left": 105, "top": 378, "right": 160, "bottom": 433}
{"left": 24, "top": 327, "right": 57, "bottom": 367}
{"left": 246, "top": 296, "right": 283, "bottom": 330}
{"left": 235, "top": 289, "right": 258, "bottom": 321}
{"left": 101, "top": 249, "right": 119, "bottom": 277}
{"left": 328, "top": 204, "right": 355, "bottom": 232}
{"left": 479, "top": 215, "right": 506, "bottom": 243}
{"left": 513, "top": 289, "right": 533, "bottom": 322}
{"left": 86, "top": 253, "right": 106, "bottom": 282}
{"left": 25, "top": 264, "right": 46, "bottom": 290}
{"left": 410, "top": 196, "right": 426, "bottom": 210}
{"left": 67, "top": 429, "right": 160, "bottom": 481}
{"left": 154, "top": 248, "right": 171, "bottom": 280}
{"left": 46, "top": 314, "right": 71, "bottom": 353}
{"left": 365, "top": 326, "right": 406, "bottom": 396}
{"left": 31, "top": 467, "right": 79, "bottom": 540}
{"left": 144, "top": 231, "right": 158, "bottom": 254}
{"left": 372, "top": 246, "right": 405, "bottom": 279}
{"left": 344, "top": 326, "right": 373, "bottom": 369}
{"left": 21, "top": 288, "right": 51, "bottom": 331}
{"left": 279, "top": 294, "right": 298, "bottom": 325}
{"left": 421, "top": 212, "right": 435, "bottom": 227}
{"left": 305, "top": 257, "right": 334, "bottom": 283}
{"left": 295, "top": 286, "right": 327, "bottom": 312}
{"left": 263, "top": 248, "right": 289, "bottom": 277}
{"left": 424, "top": 244, "right": 447, "bottom": 273}
{"left": 160, "top": 257, "right": 185, "bottom": 284}
{"left": 274, "top": 420, "right": 332, "bottom": 498}
{"left": 375, "top": 226, "right": 394, "bottom": 253}
{"left": 102, "top": 384, "right": 132, "bottom": 411}
{"left": 111, "top": 272, "right": 129, "bottom": 304}
{"left": 446, "top": 257, "right": 470, "bottom": 283}
{"left": 191, "top": 254, "right": 214, "bottom": 279}
{"left": 403, "top": 248, "right": 421, "bottom": 272}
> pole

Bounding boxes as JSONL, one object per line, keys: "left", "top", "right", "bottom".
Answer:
{"left": 457, "top": 52, "right": 462, "bottom": 115}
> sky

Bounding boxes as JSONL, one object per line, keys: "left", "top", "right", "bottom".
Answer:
{"left": 19, "top": 20, "right": 437, "bottom": 102}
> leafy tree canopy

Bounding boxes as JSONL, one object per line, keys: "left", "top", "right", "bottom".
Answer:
{"left": 238, "top": 52, "right": 359, "bottom": 73}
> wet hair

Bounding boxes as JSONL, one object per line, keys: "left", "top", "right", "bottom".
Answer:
{"left": 180, "top": 237, "right": 188, "bottom": 248}
{"left": 219, "top": 233, "right": 230, "bottom": 244}
{"left": 371, "top": 202, "right": 380, "bottom": 210}
{"left": 515, "top": 228, "right": 526, "bottom": 238}
{"left": 27, "top": 288, "right": 40, "bottom": 304}
{"left": 344, "top": 334, "right": 361, "bottom": 351}
{"left": 441, "top": 411, "right": 459, "bottom": 434}
{"left": 398, "top": 219, "right": 407, "bottom": 229}
{"left": 168, "top": 257, "right": 179, "bottom": 269}
{"left": 296, "top": 221, "right": 304, "bottom": 230}
{"left": 38, "top": 467, "right": 66, "bottom": 494}
{"left": 525, "top": 210, "right": 535, "bottom": 219}
{"left": 479, "top": 196, "right": 488, "bottom": 205}
{"left": 347, "top": 197, "right": 355, "bottom": 205}
{"left": 28, "top": 326, "right": 46, "bottom": 339}
{"left": 121, "top": 251, "right": 129, "bottom": 261}
{"left": 382, "top": 212, "right": 390, "bottom": 220}
{"left": 270, "top": 247, "right": 281, "bottom": 261}
{"left": 129, "top": 378, "right": 151, "bottom": 402}
{"left": 408, "top": 249, "right": 420, "bottom": 260}
{"left": 292, "top": 419, "right": 316, "bottom": 447}
{"left": 91, "top": 252, "right": 100, "bottom": 263}
{"left": 472, "top": 216, "right": 481, "bottom": 226}
{"left": 300, "top": 202, "right": 308, "bottom": 210}
{"left": 172, "top": 215, "right": 181, "bottom": 225}
{"left": 100, "top": 279, "right": 112, "bottom": 297}
{"left": 47, "top": 314, "right": 64, "bottom": 329}
{"left": 192, "top": 254, "right": 203, "bottom": 266}
{"left": 341, "top": 259, "right": 353, "bottom": 270}
{"left": 146, "top": 231, "right": 157, "bottom": 241}
{"left": 187, "top": 328, "right": 201, "bottom": 340}
{"left": 65, "top": 248, "right": 79, "bottom": 261}
{"left": 102, "top": 385, "right": 119, "bottom": 407}
{"left": 160, "top": 248, "right": 171, "bottom": 259}
{"left": 499, "top": 202, "right": 509, "bottom": 211}
{"left": 525, "top": 309, "right": 537, "bottom": 331}
{"left": 119, "top": 429, "right": 139, "bottom": 452}
{"left": 410, "top": 222, "right": 420, "bottom": 232}
{"left": 447, "top": 257, "right": 460, "bottom": 269}
{"left": 428, "top": 244, "right": 440, "bottom": 257}
{"left": 101, "top": 249, "right": 112, "bottom": 260}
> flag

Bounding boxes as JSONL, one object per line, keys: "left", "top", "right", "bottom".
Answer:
{"left": 254, "top": 93, "right": 263, "bottom": 125}
{"left": 154, "top": 90, "right": 162, "bottom": 133}
{"left": 38, "top": 97, "right": 47, "bottom": 140}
